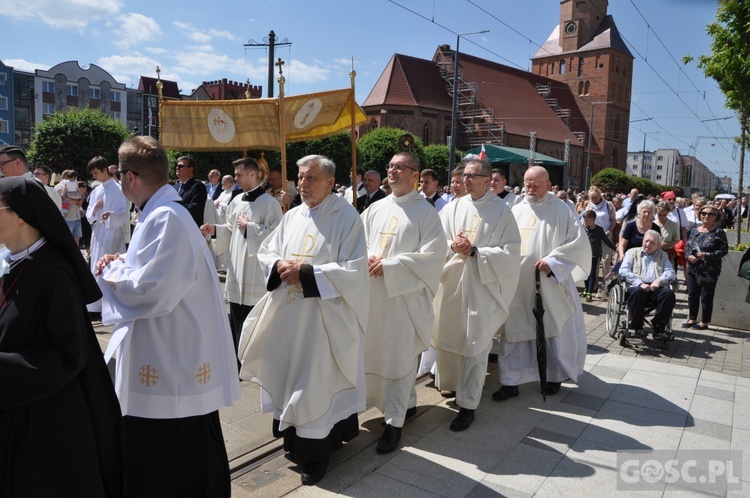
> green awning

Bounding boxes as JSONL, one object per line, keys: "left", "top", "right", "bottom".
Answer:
{"left": 465, "top": 144, "right": 567, "bottom": 167}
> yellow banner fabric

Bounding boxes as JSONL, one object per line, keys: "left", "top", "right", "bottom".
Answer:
{"left": 159, "top": 88, "right": 367, "bottom": 151}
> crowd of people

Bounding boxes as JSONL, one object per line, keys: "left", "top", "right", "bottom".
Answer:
{"left": 0, "top": 140, "right": 741, "bottom": 495}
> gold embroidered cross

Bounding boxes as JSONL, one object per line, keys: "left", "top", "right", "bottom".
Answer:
{"left": 288, "top": 234, "right": 316, "bottom": 304}
{"left": 195, "top": 362, "right": 212, "bottom": 384}
{"left": 519, "top": 214, "right": 538, "bottom": 256}
{"left": 378, "top": 216, "right": 399, "bottom": 257}
{"left": 462, "top": 215, "right": 481, "bottom": 244}
{"left": 138, "top": 365, "right": 159, "bottom": 387}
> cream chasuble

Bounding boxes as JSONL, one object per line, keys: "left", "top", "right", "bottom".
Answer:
{"left": 238, "top": 193, "right": 369, "bottom": 434}
{"left": 362, "top": 190, "right": 447, "bottom": 382}
{"left": 432, "top": 193, "right": 521, "bottom": 359}
{"left": 502, "top": 192, "right": 591, "bottom": 343}
{"left": 217, "top": 190, "right": 282, "bottom": 306}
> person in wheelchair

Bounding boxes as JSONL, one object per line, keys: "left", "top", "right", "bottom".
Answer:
{"left": 618, "top": 230, "right": 676, "bottom": 340}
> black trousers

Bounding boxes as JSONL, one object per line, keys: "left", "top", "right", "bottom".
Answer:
{"left": 687, "top": 272, "right": 717, "bottom": 323}
{"left": 273, "top": 413, "right": 359, "bottom": 466}
{"left": 229, "top": 302, "right": 253, "bottom": 354}
{"left": 123, "top": 411, "right": 230, "bottom": 498}
{"left": 626, "top": 285, "right": 675, "bottom": 333}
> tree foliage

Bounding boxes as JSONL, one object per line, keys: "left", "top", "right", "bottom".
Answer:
{"left": 685, "top": 0, "right": 750, "bottom": 243}
{"left": 422, "top": 144, "right": 462, "bottom": 185}
{"left": 28, "top": 107, "right": 132, "bottom": 178}
{"left": 591, "top": 167, "right": 670, "bottom": 197}
{"left": 356, "top": 128, "right": 425, "bottom": 181}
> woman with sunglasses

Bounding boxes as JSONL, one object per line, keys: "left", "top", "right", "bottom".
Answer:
{"left": 683, "top": 205, "right": 728, "bottom": 330}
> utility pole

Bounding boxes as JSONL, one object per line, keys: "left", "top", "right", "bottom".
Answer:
{"left": 244, "top": 30, "right": 292, "bottom": 98}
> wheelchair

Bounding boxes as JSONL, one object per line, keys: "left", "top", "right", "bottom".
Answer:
{"left": 605, "top": 275, "right": 674, "bottom": 348}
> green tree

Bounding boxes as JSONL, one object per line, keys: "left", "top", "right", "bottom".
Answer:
{"left": 591, "top": 167, "right": 667, "bottom": 197}
{"left": 422, "top": 144, "right": 461, "bottom": 185}
{"left": 357, "top": 128, "right": 425, "bottom": 181}
{"left": 28, "top": 107, "right": 132, "bottom": 178}
{"left": 685, "top": 0, "right": 750, "bottom": 244}
{"left": 286, "top": 132, "right": 356, "bottom": 186}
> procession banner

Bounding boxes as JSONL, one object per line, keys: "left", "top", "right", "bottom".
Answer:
{"left": 159, "top": 89, "right": 367, "bottom": 151}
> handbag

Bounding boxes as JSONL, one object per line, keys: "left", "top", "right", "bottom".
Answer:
{"left": 739, "top": 259, "right": 750, "bottom": 281}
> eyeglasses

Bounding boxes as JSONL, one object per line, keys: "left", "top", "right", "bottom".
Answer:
{"left": 116, "top": 169, "right": 140, "bottom": 180}
{"left": 176, "top": 164, "right": 189, "bottom": 169}
{"left": 700, "top": 211, "right": 718, "bottom": 217}
{"left": 388, "top": 163, "right": 417, "bottom": 172}
{"left": 463, "top": 173, "right": 488, "bottom": 180}
{"left": 0, "top": 158, "right": 15, "bottom": 167}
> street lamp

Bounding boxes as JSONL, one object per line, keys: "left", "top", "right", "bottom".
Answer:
{"left": 584, "top": 101, "right": 612, "bottom": 191}
{"left": 449, "top": 30, "right": 489, "bottom": 176}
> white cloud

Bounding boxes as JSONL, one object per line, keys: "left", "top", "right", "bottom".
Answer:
{"left": 332, "top": 58, "right": 353, "bottom": 66}
{"left": 173, "top": 21, "right": 237, "bottom": 44}
{"left": 98, "top": 53, "right": 162, "bottom": 87}
{"left": 114, "top": 13, "right": 162, "bottom": 50}
{"left": 173, "top": 49, "right": 245, "bottom": 77}
{"left": 0, "top": 0, "right": 122, "bottom": 30}
{"left": 286, "top": 60, "right": 329, "bottom": 84}
{"left": 2, "top": 58, "right": 50, "bottom": 73}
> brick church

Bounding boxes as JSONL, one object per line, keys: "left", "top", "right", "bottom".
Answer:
{"left": 362, "top": 0, "right": 633, "bottom": 188}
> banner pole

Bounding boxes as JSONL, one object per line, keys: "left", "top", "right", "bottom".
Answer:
{"left": 350, "top": 59, "right": 358, "bottom": 209}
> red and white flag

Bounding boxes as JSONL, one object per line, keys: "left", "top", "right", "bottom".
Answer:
{"left": 478, "top": 143, "right": 487, "bottom": 160}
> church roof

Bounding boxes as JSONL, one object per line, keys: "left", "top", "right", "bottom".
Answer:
{"left": 436, "top": 48, "right": 587, "bottom": 143}
{"left": 362, "top": 53, "right": 452, "bottom": 111}
{"left": 532, "top": 15, "right": 633, "bottom": 59}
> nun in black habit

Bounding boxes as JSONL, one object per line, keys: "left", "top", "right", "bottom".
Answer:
{"left": 0, "top": 177, "right": 123, "bottom": 497}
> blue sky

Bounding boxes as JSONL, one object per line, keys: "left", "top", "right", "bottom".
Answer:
{"left": 1, "top": 0, "right": 742, "bottom": 186}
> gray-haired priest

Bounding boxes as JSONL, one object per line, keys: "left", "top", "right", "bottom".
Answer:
{"left": 238, "top": 154, "right": 368, "bottom": 486}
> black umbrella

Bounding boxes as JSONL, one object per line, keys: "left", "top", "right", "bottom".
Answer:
{"left": 534, "top": 267, "right": 547, "bottom": 402}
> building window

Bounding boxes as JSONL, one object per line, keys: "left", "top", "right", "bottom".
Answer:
{"left": 578, "top": 81, "right": 584, "bottom": 95}
{"left": 42, "top": 103, "right": 55, "bottom": 116}
{"left": 656, "top": 175, "right": 662, "bottom": 180}
{"left": 657, "top": 155, "right": 663, "bottom": 160}
{"left": 423, "top": 122, "right": 431, "bottom": 144}
{"left": 584, "top": 81, "right": 590, "bottom": 95}
{"left": 633, "top": 155, "right": 638, "bottom": 160}
{"left": 0, "top": 96, "right": 7, "bottom": 110}
{"left": 110, "top": 91, "right": 121, "bottom": 102}
{"left": 633, "top": 164, "right": 638, "bottom": 169}
{"left": 0, "top": 120, "right": 7, "bottom": 134}
{"left": 396, "top": 120, "right": 405, "bottom": 130}
{"left": 42, "top": 81, "right": 55, "bottom": 93}
{"left": 88, "top": 88, "right": 101, "bottom": 99}
{"left": 0, "top": 74, "right": 7, "bottom": 86}
{"left": 67, "top": 85, "right": 78, "bottom": 97}
{"left": 111, "top": 111, "right": 121, "bottom": 120}
{"left": 370, "top": 118, "right": 378, "bottom": 131}
{"left": 657, "top": 165, "right": 663, "bottom": 170}
{"left": 578, "top": 57, "right": 584, "bottom": 77}
{"left": 559, "top": 60, "right": 566, "bottom": 75}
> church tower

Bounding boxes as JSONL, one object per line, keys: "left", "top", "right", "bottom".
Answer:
{"left": 531, "top": 0, "right": 633, "bottom": 175}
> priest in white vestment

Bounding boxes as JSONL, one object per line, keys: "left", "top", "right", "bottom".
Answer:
{"left": 362, "top": 152, "right": 447, "bottom": 454}
{"left": 496, "top": 166, "right": 591, "bottom": 401}
{"left": 238, "top": 154, "right": 368, "bottom": 486}
{"left": 96, "top": 136, "right": 241, "bottom": 497}
{"left": 200, "top": 157, "right": 282, "bottom": 348}
{"left": 85, "top": 157, "right": 127, "bottom": 315}
{"left": 432, "top": 159, "right": 521, "bottom": 432}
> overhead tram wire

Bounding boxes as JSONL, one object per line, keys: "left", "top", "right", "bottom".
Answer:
{"left": 385, "top": 0, "right": 524, "bottom": 70}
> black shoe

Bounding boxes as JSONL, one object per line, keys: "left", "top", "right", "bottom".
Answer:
{"left": 440, "top": 390, "right": 456, "bottom": 398}
{"left": 633, "top": 329, "right": 647, "bottom": 339}
{"left": 300, "top": 460, "right": 328, "bottom": 486}
{"left": 492, "top": 385, "right": 519, "bottom": 402}
{"left": 376, "top": 424, "right": 402, "bottom": 454}
{"left": 405, "top": 406, "right": 417, "bottom": 419}
{"left": 449, "top": 407, "right": 475, "bottom": 432}
{"left": 653, "top": 331, "right": 669, "bottom": 341}
{"left": 544, "top": 382, "right": 562, "bottom": 395}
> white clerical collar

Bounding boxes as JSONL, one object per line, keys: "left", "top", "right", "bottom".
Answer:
{"left": 471, "top": 191, "right": 490, "bottom": 203}
{"left": 9, "top": 236, "right": 46, "bottom": 261}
